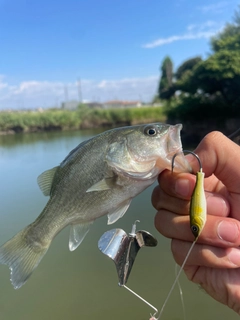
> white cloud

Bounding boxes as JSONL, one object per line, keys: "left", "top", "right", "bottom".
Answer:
{"left": 187, "top": 24, "right": 196, "bottom": 31}
{"left": 143, "top": 31, "right": 216, "bottom": 48}
{"left": 143, "top": 21, "right": 223, "bottom": 48}
{"left": 0, "top": 82, "right": 7, "bottom": 90}
{"left": 83, "top": 77, "right": 159, "bottom": 102}
{"left": 0, "top": 76, "right": 159, "bottom": 110}
{"left": 13, "top": 81, "right": 64, "bottom": 96}
{"left": 187, "top": 20, "right": 220, "bottom": 31}
{"left": 198, "top": 1, "right": 230, "bottom": 13}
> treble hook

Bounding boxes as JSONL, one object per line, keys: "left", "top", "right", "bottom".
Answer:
{"left": 172, "top": 150, "right": 202, "bottom": 172}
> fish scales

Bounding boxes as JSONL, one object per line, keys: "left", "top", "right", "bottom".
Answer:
{"left": 0, "top": 123, "right": 191, "bottom": 289}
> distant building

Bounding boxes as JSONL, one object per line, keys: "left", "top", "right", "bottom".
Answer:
{"left": 61, "top": 100, "right": 79, "bottom": 110}
{"left": 103, "top": 100, "right": 142, "bottom": 109}
{"left": 61, "top": 100, "right": 144, "bottom": 110}
{"left": 152, "top": 102, "right": 163, "bottom": 107}
{"left": 84, "top": 102, "right": 103, "bottom": 109}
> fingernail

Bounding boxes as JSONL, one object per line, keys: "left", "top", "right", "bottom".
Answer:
{"left": 227, "top": 248, "right": 240, "bottom": 266}
{"left": 217, "top": 221, "right": 239, "bottom": 243}
{"left": 175, "top": 179, "right": 190, "bottom": 197}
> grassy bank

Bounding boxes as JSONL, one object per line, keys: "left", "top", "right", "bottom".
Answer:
{"left": 0, "top": 105, "right": 166, "bottom": 134}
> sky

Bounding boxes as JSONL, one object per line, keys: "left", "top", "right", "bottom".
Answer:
{"left": 0, "top": 0, "right": 239, "bottom": 110}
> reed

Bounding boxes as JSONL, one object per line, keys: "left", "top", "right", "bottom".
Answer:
{"left": 0, "top": 106, "right": 166, "bottom": 134}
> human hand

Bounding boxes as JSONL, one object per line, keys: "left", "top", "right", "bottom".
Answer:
{"left": 152, "top": 131, "right": 240, "bottom": 314}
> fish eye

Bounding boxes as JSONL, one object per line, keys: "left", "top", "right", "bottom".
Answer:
{"left": 144, "top": 126, "right": 157, "bottom": 136}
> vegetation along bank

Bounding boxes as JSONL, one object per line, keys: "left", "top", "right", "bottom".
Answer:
{"left": 0, "top": 105, "right": 166, "bottom": 135}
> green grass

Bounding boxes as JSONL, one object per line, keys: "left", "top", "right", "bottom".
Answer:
{"left": 79, "top": 105, "right": 166, "bottom": 127}
{"left": 0, "top": 109, "right": 81, "bottom": 132}
{"left": 0, "top": 106, "right": 166, "bottom": 134}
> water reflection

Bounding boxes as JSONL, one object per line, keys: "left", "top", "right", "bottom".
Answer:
{"left": 0, "top": 130, "right": 238, "bottom": 320}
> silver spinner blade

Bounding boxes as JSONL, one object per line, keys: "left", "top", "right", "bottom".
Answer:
{"left": 98, "top": 221, "right": 157, "bottom": 286}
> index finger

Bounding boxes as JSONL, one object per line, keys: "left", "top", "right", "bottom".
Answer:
{"left": 188, "top": 131, "right": 240, "bottom": 194}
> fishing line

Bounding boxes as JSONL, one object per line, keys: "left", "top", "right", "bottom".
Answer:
{"left": 153, "top": 240, "right": 196, "bottom": 319}
{"left": 123, "top": 285, "right": 158, "bottom": 315}
{"left": 175, "top": 263, "right": 186, "bottom": 320}
{"left": 228, "top": 127, "right": 240, "bottom": 139}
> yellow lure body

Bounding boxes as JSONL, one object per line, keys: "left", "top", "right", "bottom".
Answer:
{"left": 190, "top": 169, "right": 207, "bottom": 239}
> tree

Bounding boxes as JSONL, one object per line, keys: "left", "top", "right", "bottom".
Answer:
{"left": 158, "top": 56, "right": 175, "bottom": 100}
{"left": 175, "top": 56, "right": 202, "bottom": 80}
{"left": 211, "top": 6, "right": 240, "bottom": 52}
{"left": 174, "top": 6, "right": 240, "bottom": 107}
{"left": 161, "top": 5, "right": 240, "bottom": 124}
{"left": 194, "top": 50, "right": 240, "bottom": 106}
{"left": 181, "top": 23, "right": 240, "bottom": 106}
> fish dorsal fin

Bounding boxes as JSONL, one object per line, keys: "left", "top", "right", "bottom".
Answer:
{"left": 37, "top": 166, "right": 59, "bottom": 196}
{"left": 69, "top": 221, "right": 93, "bottom": 251}
{"left": 86, "top": 177, "right": 116, "bottom": 193}
{"left": 107, "top": 199, "right": 132, "bottom": 225}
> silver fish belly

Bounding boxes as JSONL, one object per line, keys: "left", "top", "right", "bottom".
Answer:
{"left": 0, "top": 123, "right": 191, "bottom": 289}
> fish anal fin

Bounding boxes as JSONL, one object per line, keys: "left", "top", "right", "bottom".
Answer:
{"left": 37, "top": 166, "right": 59, "bottom": 196}
{"left": 69, "top": 222, "right": 93, "bottom": 252}
{"left": 107, "top": 200, "right": 132, "bottom": 225}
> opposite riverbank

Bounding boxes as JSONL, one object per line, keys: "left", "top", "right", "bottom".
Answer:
{"left": 1, "top": 105, "right": 239, "bottom": 145}
{"left": 0, "top": 105, "right": 166, "bottom": 135}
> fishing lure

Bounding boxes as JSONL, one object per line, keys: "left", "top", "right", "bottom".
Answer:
{"left": 172, "top": 150, "right": 206, "bottom": 239}
{"left": 189, "top": 164, "right": 206, "bottom": 239}
{"left": 153, "top": 150, "right": 207, "bottom": 320}
{"left": 98, "top": 220, "right": 159, "bottom": 315}
{"left": 98, "top": 151, "right": 207, "bottom": 320}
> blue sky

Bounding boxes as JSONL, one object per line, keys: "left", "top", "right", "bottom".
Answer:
{"left": 0, "top": 0, "right": 239, "bottom": 109}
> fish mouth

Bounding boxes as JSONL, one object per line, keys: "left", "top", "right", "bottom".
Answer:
{"left": 167, "top": 124, "right": 192, "bottom": 173}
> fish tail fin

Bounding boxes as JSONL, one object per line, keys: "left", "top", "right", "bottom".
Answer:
{"left": 0, "top": 227, "right": 50, "bottom": 289}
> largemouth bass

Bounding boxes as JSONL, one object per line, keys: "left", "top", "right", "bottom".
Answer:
{"left": 0, "top": 123, "right": 190, "bottom": 289}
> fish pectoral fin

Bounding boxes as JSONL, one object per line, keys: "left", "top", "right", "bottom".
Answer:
{"left": 37, "top": 166, "right": 59, "bottom": 196}
{"left": 69, "top": 221, "right": 93, "bottom": 251}
{"left": 107, "top": 199, "right": 132, "bottom": 225}
{"left": 86, "top": 177, "right": 116, "bottom": 193}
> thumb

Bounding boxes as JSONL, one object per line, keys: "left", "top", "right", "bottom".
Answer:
{"left": 187, "top": 131, "right": 240, "bottom": 194}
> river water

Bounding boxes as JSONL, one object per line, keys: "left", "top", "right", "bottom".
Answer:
{"left": 0, "top": 129, "right": 238, "bottom": 320}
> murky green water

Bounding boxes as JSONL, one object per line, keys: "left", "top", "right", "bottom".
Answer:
{"left": 0, "top": 130, "right": 238, "bottom": 320}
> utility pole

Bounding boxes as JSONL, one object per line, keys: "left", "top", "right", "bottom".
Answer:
{"left": 64, "top": 85, "right": 69, "bottom": 102}
{"left": 77, "top": 78, "right": 82, "bottom": 103}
